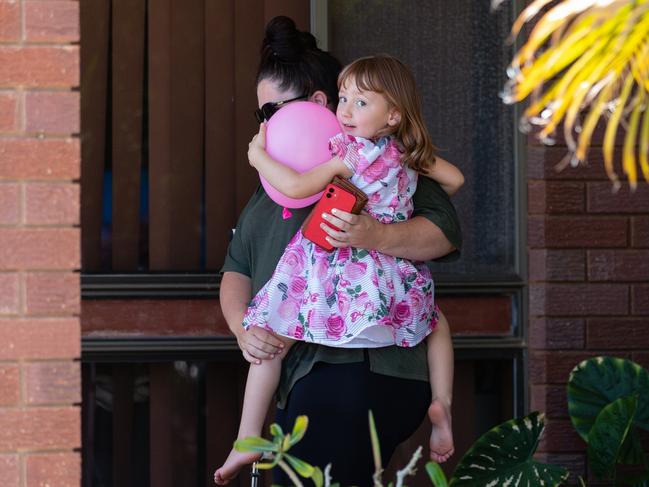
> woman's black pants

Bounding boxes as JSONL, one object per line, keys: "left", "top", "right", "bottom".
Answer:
{"left": 273, "top": 358, "right": 431, "bottom": 487}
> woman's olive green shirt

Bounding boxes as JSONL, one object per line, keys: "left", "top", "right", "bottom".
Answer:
{"left": 221, "top": 176, "right": 461, "bottom": 408}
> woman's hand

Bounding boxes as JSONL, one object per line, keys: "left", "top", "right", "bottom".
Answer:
{"left": 247, "top": 123, "right": 267, "bottom": 168}
{"left": 320, "top": 208, "right": 382, "bottom": 249}
{"left": 236, "top": 326, "right": 285, "bottom": 365}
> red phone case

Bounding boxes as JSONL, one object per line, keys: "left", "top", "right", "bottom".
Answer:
{"left": 302, "top": 182, "right": 359, "bottom": 251}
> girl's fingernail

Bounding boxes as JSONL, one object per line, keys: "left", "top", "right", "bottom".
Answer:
{"left": 332, "top": 208, "right": 337, "bottom": 214}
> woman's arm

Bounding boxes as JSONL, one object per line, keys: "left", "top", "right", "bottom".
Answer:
{"left": 320, "top": 176, "right": 461, "bottom": 261}
{"left": 220, "top": 271, "right": 284, "bottom": 364}
{"left": 321, "top": 211, "right": 454, "bottom": 261}
{"left": 424, "top": 156, "right": 465, "bottom": 196}
{"left": 248, "top": 123, "right": 352, "bottom": 199}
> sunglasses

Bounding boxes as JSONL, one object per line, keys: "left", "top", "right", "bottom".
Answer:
{"left": 254, "top": 94, "right": 308, "bottom": 123}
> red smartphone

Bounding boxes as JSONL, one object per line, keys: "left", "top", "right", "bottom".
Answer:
{"left": 302, "top": 181, "right": 360, "bottom": 251}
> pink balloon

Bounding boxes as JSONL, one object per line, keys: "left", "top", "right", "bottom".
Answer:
{"left": 262, "top": 101, "right": 342, "bottom": 208}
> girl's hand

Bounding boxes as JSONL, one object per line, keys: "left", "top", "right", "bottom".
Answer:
{"left": 320, "top": 209, "right": 382, "bottom": 249}
{"left": 236, "top": 326, "right": 284, "bottom": 364}
{"left": 247, "top": 123, "right": 267, "bottom": 168}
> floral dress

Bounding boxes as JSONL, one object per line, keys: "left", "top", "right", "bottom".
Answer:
{"left": 242, "top": 134, "right": 439, "bottom": 347}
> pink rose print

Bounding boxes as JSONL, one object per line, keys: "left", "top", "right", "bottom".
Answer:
{"left": 345, "top": 261, "right": 367, "bottom": 280}
{"left": 397, "top": 170, "right": 409, "bottom": 194}
{"left": 288, "top": 276, "right": 307, "bottom": 298}
{"left": 337, "top": 247, "right": 351, "bottom": 262}
{"left": 391, "top": 300, "right": 412, "bottom": 327}
{"left": 408, "top": 288, "right": 426, "bottom": 315}
{"left": 288, "top": 325, "right": 305, "bottom": 340}
{"left": 278, "top": 298, "right": 300, "bottom": 321}
{"left": 313, "top": 256, "right": 330, "bottom": 279}
{"left": 326, "top": 315, "right": 346, "bottom": 340}
{"left": 281, "top": 246, "right": 306, "bottom": 275}
{"left": 336, "top": 291, "right": 350, "bottom": 316}
{"left": 370, "top": 192, "right": 382, "bottom": 204}
{"left": 361, "top": 159, "right": 389, "bottom": 183}
{"left": 400, "top": 338, "right": 410, "bottom": 347}
{"left": 307, "top": 309, "right": 326, "bottom": 330}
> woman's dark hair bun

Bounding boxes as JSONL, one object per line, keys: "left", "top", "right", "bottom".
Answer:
{"left": 262, "top": 16, "right": 317, "bottom": 62}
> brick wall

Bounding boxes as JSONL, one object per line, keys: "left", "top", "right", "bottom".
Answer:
{"left": 528, "top": 142, "right": 649, "bottom": 480}
{"left": 0, "top": 1, "right": 81, "bottom": 486}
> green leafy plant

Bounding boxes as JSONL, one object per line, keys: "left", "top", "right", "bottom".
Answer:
{"left": 567, "top": 356, "right": 649, "bottom": 483}
{"left": 235, "top": 410, "right": 566, "bottom": 487}
{"left": 494, "top": 0, "right": 649, "bottom": 189}
{"left": 426, "top": 412, "right": 568, "bottom": 487}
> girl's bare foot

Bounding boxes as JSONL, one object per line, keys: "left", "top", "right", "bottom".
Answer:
{"left": 214, "top": 449, "right": 261, "bottom": 485}
{"left": 428, "top": 399, "right": 454, "bottom": 463}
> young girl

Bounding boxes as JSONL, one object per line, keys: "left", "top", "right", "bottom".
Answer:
{"left": 215, "top": 54, "right": 463, "bottom": 484}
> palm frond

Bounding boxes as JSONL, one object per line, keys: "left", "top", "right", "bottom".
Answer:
{"left": 502, "top": 0, "right": 649, "bottom": 188}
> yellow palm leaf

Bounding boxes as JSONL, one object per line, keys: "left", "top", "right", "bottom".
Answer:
{"left": 501, "top": 0, "right": 649, "bottom": 188}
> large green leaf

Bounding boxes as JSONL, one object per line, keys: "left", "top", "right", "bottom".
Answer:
{"left": 587, "top": 395, "right": 638, "bottom": 479}
{"left": 426, "top": 462, "right": 449, "bottom": 487}
{"left": 567, "top": 356, "right": 649, "bottom": 441}
{"left": 449, "top": 412, "right": 568, "bottom": 487}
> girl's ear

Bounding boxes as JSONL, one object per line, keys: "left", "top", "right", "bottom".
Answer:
{"left": 387, "top": 109, "right": 401, "bottom": 127}
{"left": 309, "top": 90, "right": 329, "bottom": 107}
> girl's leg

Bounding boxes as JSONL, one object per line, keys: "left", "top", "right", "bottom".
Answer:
{"left": 274, "top": 359, "right": 430, "bottom": 487}
{"left": 426, "top": 310, "right": 455, "bottom": 463}
{"left": 214, "top": 336, "right": 294, "bottom": 485}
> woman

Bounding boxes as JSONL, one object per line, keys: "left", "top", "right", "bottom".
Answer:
{"left": 219, "top": 16, "right": 459, "bottom": 486}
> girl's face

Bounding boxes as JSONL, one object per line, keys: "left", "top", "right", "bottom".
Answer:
{"left": 336, "top": 77, "right": 400, "bottom": 139}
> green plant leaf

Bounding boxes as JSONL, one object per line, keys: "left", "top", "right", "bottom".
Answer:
{"left": 368, "top": 410, "right": 382, "bottom": 471}
{"left": 449, "top": 412, "right": 568, "bottom": 487}
{"left": 289, "top": 415, "right": 309, "bottom": 446}
{"left": 270, "top": 423, "right": 284, "bottom": 443}
{"left": 311, "top": 466, "right": 324, "bottom": 487}
{"left": 568, "top": 356, "right": 649, "bottom": 441}
{"left": 234, "top": 436, "right": 277, "bottom": 453}
{"left": 284, "top": 453, "right": 316, "bottom": 478}
{"left": 619, "top": 429, "right": 647, "bottom": 465}
{"left": 587, "top": 394, "right": 638, "bottom": 479}
{"left": 425, "top": 462, "right": 449, "bottom": 487}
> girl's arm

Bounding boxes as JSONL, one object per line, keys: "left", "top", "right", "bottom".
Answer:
{"left": 248, "top": 123, "right": 353, "bottom": 199}
{"left": 423, "top": 156, "right": 465, "bottom": 196}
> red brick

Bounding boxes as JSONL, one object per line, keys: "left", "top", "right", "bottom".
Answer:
{"left": 0, "top": 92, "right": 19, "bottom": 132}
{"left": 529, "top": 249, "right": 585, "bottom": 282}
{"left": 0, "top": 319, "right": 80, "bottom": 360}
{"left": 529, "top": 283, "right": 628, "bottom": 316}
{"left": 0, "top": 1, "right": 20, "bottom": 42}
{"left": 0, "top": 407, "right": 80, "bottom": 450}
{"left": 25, "top": 91, "right": 79, "bottom": 134}
{"left": 0, "top": 228, "right": 79, "bottom": 269}
{"left": 25, "top": 272, "right": 79, "bottom": 315}
{"left": 0, "top": 364, "right": 20, "bottom": 406}
{"left": 0, "top": 138, "right": 79, "bottom": 180}
{"left": 588, "top": 182, "right": 649, "bottom": 213}
{"left": 528, "top": 181, "right": 584, "bottom": 214}
{"left": 528, "top": 216, "right": 628, "bottom": 248}
{"left": 588, "top": 250, "right": 649, "bottom": 282}
{"left": 538, "top": 419, "right": 586, "bottom": 452}
{"left": 527, "top": 146, "right": 611, "bottom": 181}
{"left": 26, "top": 452, "right": 80, "bottom": 487}
{"left": 0, "top": 454, "right": 19, "bottom": 487}
{"left": 0, "top": 273, "right": 19, "bottom": 314}
{"left": 25, "top": 1, "right": 79, "bottom": 42}
{"left": 632, "top": 217, "right": 649, "bottom": 247}
{"left": 530, "top": 385, "right": 568, "bottom": 419}
{"left": 529, "top": 351, "right": 602, "bottom": 384}
{"left": 25, "top": 183, "right": 79, "bottom": 225}
{"left": 0, "top": 46, "right": 79, "bottom": 88}
{"left": 587, "top": 318, "right": 649, "bottom": 349}
{"left": 632, "top": 285, "right": 649, "bottom": 315}
{"left": 0, "top": 182, "right": 20, "bottom": 224}
{"left": 529, "top": 317, "right": 585, "bottom": 350}
{"left": 24, "top": 361, "right": 80, "bottom": 404}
